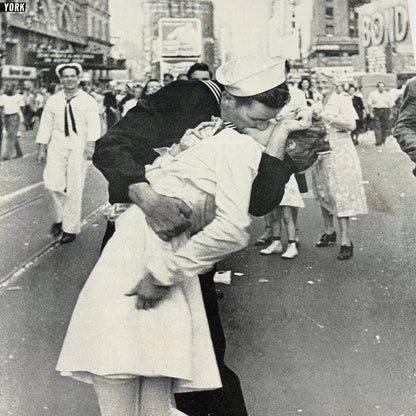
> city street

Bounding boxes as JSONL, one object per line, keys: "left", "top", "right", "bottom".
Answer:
{"left": 1, "top": 128, "right": 416, "bottom": 416}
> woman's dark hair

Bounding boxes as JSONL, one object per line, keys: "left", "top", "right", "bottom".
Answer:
{"left": 140, "top": 78, "right": 160, "bottom": 98}
{"left": 298, "top": 77, "right": 311, "bottom": 90}
{"left": 234, "top": 82, "right": 290, "bottom": 109}
{"left": 298, "top": 77, "right": 314, "bottom": 103}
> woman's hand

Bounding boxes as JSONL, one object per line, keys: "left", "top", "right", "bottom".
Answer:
{"left": 125, "top": 273, "right": 170, "bottom": 310}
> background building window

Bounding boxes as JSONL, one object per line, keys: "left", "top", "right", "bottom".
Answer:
{"left": 91, "top": 17, "right": 95, "bottom": 37}
{"left": 326, "top": 7, "right": 334, "bottom": 17}
{"left": 104, "top": 23, "right": 109, "bottom": 41}
{"left": 325, "top": 24, "right": 334, "bottom": 35}
{"left": 60, "top": 6, "right": 72, "bottom": 32}
{"left": 6, "top": 41, "right": 19, "bottom": 65}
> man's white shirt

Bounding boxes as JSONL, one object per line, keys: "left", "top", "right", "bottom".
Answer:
{"left": 36, "top": 89, "right": 100, "bottom": 148}
{"left": 0, "top": 94, "right": 24, "bottom": 115}
{"left": 368, "top": 90, "right": 391, "bottom": 109}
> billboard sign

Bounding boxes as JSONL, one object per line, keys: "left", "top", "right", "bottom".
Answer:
{"left": 159, "top": 18, "right": 202, "bottom": 57}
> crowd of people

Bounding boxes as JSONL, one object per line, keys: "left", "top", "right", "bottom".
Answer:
{"left": 254, "top": 71, "right": 408, "bottom": 261}
{"left": 2, "top": 54, "right": 415, "bottom": 415}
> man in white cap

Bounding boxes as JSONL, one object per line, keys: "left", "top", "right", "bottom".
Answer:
{"left": 93, "top": 55, "right": 311, "bottom": 416}
{"left": 36, "top": 63, "right": 100, "bottom": 244}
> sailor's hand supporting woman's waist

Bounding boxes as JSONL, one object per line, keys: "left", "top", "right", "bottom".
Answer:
{"left": 128, "top": 182, "right": 192, "bottom": 242}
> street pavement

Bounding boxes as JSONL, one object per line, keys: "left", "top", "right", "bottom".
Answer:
{"left": 1, "top": 129, "right": 416, "bottom": 416}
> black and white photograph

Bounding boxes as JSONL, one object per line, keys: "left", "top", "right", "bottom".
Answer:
{"left": 1, "top": 0, "right": 416, "bottom": 415}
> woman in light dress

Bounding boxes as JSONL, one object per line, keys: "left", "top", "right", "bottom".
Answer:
{"left": 56, "top": 116, "right": 302, "bottom": 415}
{"left": 312, "top": 75, "right": 367, "bottom": 260}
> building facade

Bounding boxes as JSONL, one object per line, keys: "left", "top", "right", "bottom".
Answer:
{"left": 141, "top": 0, "right": 215, "bottom": 79}
{"left": 1, "top": 0, "right": 124, "bottom": 86}
{"left": 356, "top": 0, "right": 416, "bottom": 75}
{"left": 308, "top": 0, "right": 365, "bottom": 72}
{"left": 268, "top": 0, "right": 302, "bottom": 61}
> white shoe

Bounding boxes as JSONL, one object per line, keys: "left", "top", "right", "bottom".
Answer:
{"left": 260, "top": 240, "right": 283, "bottom": 255}
{"left": 281, "top": 242, "right": 298, "bottom": 259}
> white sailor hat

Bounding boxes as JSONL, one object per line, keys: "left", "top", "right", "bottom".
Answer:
{"left": 55, "top": 62, "right": 83, "bottom": 77}
{"left": 216, "top": 55, "right": 286, "bottom": 97}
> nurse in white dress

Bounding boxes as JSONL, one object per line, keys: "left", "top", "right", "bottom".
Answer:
{"left": 56, "top": 112, "right": 304, "bottom": 415}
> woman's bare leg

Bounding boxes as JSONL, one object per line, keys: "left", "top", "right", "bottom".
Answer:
{"left": 321, "top": 206, "right": 335, "bottom": 234}
{"left": 337, "top": 216, "right": 351, "bottom": 246}
{"left": 282, "top": 206, "right": 296, "bottom": 241}
{"left": 92, "top": 375, "right": 140, "bottom": 416}
{"left": 140, "top": 377, "right": 187, "bottom": 415}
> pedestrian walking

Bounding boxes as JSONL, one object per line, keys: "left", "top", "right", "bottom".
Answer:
{"left": 312, "top": 74, "right": 367, "bottom": 260}
{"left": 368, "top": 82, "right": 392, "bottom": 146}
{"left": 348, "top": 85, "right": 365, "bottom": 146}
{"left": 36, "top": 63, "right": 100, "bottom": 244}
{"left": 0, "top": 83, "right": 24, "bottom": 160}
{"left": 122, "top": 84, "right": 143, "bottom": 116}
{"left": 22, "top": 87, "right": 35, "bottom": 131}
{"left": 32, "top": 88, "right": 47, "bottom": 129}
{"left": 259, "top": 174, "right": 304, "bottom": 258}
{"left": 103, "top": 87, "right": 118, "bottom": 129}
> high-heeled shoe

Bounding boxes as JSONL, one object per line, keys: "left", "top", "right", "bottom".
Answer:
{"left": 260, "top": 239, "right": 283, "bottom": 255}
{"left": 337, "top": 242, "right": 353, "bottom": 260}
{"left": 281, "top": 242, "right": 298, "bottom": 259}
{"left": 316, "top": 231, "right": 337, "bottom": 247}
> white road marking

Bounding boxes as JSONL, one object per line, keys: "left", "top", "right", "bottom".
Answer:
{"left": 0, "top": 181, "right": 43, "bottom": 204}
{"left": 0, "top": 203, "right": 109, "bottom": 288}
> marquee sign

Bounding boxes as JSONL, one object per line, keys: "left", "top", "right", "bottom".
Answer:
{"left": 28, "top": 51, "right": 104, "bottom": 66}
